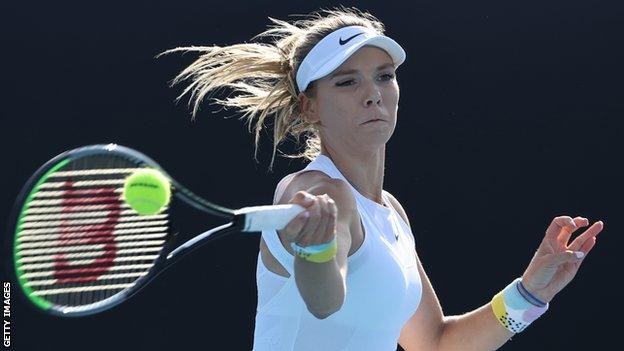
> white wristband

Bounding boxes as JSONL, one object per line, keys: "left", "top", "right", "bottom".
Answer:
{"left": 491, "top": 278, "right": 549, "bottom": 333}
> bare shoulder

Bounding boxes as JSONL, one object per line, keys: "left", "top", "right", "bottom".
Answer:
{"left": 278, "top": 170, "right": 357, "bottom": 216}
{"left": 383, "top": 190, "right": 411, "bottom": 228}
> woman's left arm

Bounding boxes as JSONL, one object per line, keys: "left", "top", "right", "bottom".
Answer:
{"left": 437, "top": 216, "right": 603, "bottom": 351}
{"left": 386, "top": 192, "right": 605, "bottom": 351}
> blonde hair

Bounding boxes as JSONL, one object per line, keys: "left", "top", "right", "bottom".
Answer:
{"left": 158, "top": 6, "right": 386, "bottom": 170}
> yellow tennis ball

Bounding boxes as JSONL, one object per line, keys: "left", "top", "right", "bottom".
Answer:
{"left": 123, "top": 169, "right": 171, "bottom": 215}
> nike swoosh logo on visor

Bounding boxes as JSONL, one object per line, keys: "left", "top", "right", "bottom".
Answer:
{"left": 339, "top": 32, "right": 364, "bottom": 45}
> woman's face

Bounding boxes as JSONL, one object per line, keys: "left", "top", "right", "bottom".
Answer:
{"left": 302, "top": 45, "right": 400, "bottom": 154}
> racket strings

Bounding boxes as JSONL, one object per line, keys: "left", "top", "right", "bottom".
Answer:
{"left": 15, "top": 156, "right": 169, "bottom": 307}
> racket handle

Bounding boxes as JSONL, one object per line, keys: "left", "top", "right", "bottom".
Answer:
{"left": 235, "top": 204, "right": 306, "bottom": 232}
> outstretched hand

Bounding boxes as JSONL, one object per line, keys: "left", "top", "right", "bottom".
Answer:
{"left": 521, "top": 216, "right": 604, "bottom": 303}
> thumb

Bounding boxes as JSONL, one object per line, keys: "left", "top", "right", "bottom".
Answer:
{"left": 552, "top": 250, "right": 585, "bottom": 265}
{"left": 292, "top": 191, "right": 316, "bottom": 207}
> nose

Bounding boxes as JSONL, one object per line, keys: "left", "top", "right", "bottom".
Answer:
{"left": 364, "top": 86, "right": 382, "bottom": 107}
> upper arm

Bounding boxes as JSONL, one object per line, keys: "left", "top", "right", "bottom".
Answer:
{"left": 384, "top": 191, "right": 445, "bottom": 351}
{"left": 398, "top": 253, "right": 445, "bottom": 351}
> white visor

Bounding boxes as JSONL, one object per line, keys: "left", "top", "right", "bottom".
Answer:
{"left": 296, "top": 25, "right": 406, "bottom": 93}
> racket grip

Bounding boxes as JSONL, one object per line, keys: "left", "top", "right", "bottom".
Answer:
{"left": 235, "top": 204, "right": 305, "bottom": 232}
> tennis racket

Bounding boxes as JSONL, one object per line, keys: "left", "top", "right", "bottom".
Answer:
{"left": 7, "top": 143, "right": 304, "bottom": 317}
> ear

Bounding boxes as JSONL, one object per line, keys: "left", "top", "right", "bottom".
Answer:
{"left": 298, "top": 92, "right": 320, "bottom": 124}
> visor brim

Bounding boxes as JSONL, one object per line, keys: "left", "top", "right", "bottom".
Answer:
{"left": 307, "top": 36, "right": 406, "bottom": 86}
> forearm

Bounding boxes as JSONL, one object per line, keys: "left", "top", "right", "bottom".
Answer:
{"left": 438, "top": 303, "right": 514, "bottom": 351}
{"left": 294, "top": 255, "right": 346, "bottom": 318}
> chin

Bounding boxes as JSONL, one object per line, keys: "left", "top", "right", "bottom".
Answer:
{"left": 358, "top": 131, "right": 393, "bottom": 150}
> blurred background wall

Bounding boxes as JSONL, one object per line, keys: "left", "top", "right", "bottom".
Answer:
{"left": 1, "top": 0, "right": 622, "bottom": 350}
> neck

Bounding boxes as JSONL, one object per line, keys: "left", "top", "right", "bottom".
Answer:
{"left": 320, "top": 144, "right": 386, "bottom": 206}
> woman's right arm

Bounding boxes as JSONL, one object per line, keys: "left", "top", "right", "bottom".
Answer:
{"left": 277, "top": 178, "right": 357, "bottom": 319}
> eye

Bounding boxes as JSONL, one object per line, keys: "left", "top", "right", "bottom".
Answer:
{"left": 336, "top": 79, "right": 355, "bottom": 87}
{"left": 379, "top": 73, "right": 395, "bottom": 81}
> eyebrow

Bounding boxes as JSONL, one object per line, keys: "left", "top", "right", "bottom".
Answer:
{"left": 329, "top": 62, "right": 395, "bottom": 79}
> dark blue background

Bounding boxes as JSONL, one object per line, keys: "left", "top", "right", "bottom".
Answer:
{"left": 2, "top": 0, "right": 622, "bottom": 350}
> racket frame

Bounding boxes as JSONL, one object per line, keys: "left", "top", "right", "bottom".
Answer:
{"left": 7, "top": 144, "right": 250, "bottom": 317}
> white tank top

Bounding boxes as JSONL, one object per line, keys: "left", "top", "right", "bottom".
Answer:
{"left": 252, "top": 155, "right": 422, "bottom": 351}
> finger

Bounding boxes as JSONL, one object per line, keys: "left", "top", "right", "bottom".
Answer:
{"left": 580, "top": 236, "right": 597, "bottom": 256}
{"left": 323, "top": 196, "right": 337, "bottom": 243}
{"left": 292, "top": 191, "right": 316, "bottom": 208}
{"left": 309, "top": 195, "right": 331, "bottom": 246}
{"left": 568, "top": 221, "right": 604, "bottom": 251}
{"left": 545, "top": 215, "right": 578, "bottom": 247}
{"left": 549, "top": 250, "right": 585, "bottom": 266}
{"left": 569, "top": 237, "right": 598, "bottom": 268}
{"left": 294, "top": 198, "right": 322, "bottom": 246}
{"left": 557, "top": 216, "right": 589, "bottom": 246}
{"left": 279, "top": 209, "right": 310, "bottom": 242}
{"left": 573, "top": 217, "right": 590, "bottom": 227}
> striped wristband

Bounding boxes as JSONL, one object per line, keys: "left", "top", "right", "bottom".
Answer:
{"left": 291, "top": 238, "right": 338, "bottom": 263}
{"left": 491, "top": 278, "right": 549, "bottom": 333}
{"left": 516, "top": 280, "right": 547, "bottom": 307}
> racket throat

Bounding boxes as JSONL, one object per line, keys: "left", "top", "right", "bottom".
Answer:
{"left": 166, "top": 222, "right": 237, "bottom": 262}
{"left": 234, "top": 204, "right": 304, "bottom": 232}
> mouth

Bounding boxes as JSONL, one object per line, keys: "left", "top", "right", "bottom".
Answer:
{"left": 361, "top": 118, "right": 386, "bottom": 125}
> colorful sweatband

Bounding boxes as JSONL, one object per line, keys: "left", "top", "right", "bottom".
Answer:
{"left": 291, "top": 238, "right": 337, "bottom": 263}
{"left": 491, "top": 278, "right": 549, "bottom": 333}
{"left": 516, "top": 280, "right": 548, "bottom": 307}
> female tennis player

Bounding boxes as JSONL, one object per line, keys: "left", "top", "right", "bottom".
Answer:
{"left": 161, "top": 6, "right": 605, "bottom": 351}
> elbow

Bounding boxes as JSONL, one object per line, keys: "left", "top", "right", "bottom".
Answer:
{"left": 436, "top": 316, "right": 453, "bottom": 351}
{"left": 305, "top": 285, "right": 346, "bottom": 320}
{"left": 307, "top": 302, "right": 343, "bottom": 320}
{"left": 295, "top": 259, "right": 347, "bottom": 320}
